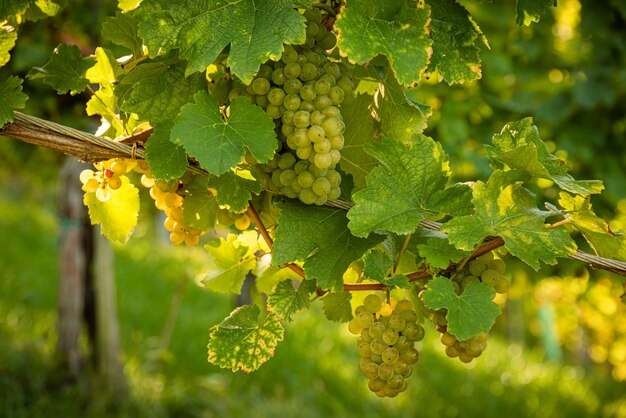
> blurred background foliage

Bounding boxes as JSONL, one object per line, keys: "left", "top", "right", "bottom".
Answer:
{"left": 1, "top": 0, "right": 625, "bottom": 417}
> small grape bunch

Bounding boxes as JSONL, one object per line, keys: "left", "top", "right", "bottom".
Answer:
{"left": 80, "top": 158, "right": 134, "bottom": 202}
{"left": 348, "top": 294, "right": 424, "bottom": 398}
{"left": 140, "top": 171, "right": 206, "bottom": 246}
{"left": 439, "top": 329, "right": 488, "bottom": 363}
{"left": 452, "top": 252, "right": 510, "bottom": 296}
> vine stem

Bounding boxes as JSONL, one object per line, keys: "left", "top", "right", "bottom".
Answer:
{"left": 246, "top": 202, "right": 305, "bottom": 279}
{"left": 450, "top": 237, "right": 486, "bottom": 282}
{"left": 392, "top": 234, "right": 411, "bottom": 275}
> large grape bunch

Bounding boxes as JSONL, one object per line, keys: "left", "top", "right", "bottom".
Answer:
{"left": 348, "top": 294, "right": 425, "bottom": 398}
{"left": 231, "top": 8, "right": 354, "bottom": 205}
{"left": 426, "top": 252, "right": 509, "bottom": 363}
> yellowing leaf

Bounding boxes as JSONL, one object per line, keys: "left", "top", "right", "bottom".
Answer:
{"left": 84, "top": 177, "right": 139, "bottom": 243}
{"left": 207, "top": 304, "right": 284, "bottom": 373}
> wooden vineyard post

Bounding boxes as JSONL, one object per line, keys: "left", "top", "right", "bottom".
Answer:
{"left": 93, "top": 229, "right": 127, "bottom": 397}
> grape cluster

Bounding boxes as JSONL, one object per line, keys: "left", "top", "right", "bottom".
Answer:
{"left": 452, "top": 252, "right": 510, "bottom": 296}
{"left": 138, "top": 168, "right": 206, "bottom": 246}
{"left": 423, "top": 252, "right": 509, "bottom": 364}
{"left": 235, "top": 9, "right": 353, "bottom": 205}
{"left": 439, "top": 330, "right": 488, "bottom": 363}
{"left": 80, "top": 158, "right": 134, "bottom": 202}
{"left": 348, "top": 295, "right": 424, "bottom": 398}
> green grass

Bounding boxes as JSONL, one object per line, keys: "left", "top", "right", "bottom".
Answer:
{"left": 0, "top": 189, "right": 625, "bottom": 418}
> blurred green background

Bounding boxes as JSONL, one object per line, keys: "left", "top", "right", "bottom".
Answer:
{"left": 1, "top": 1, "right": 625, "bottom": 417}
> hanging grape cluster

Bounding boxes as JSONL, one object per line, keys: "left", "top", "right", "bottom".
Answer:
{"left": 138, "top": 167, "right": 206, "bottom": 246}
{"left": 232, "top": 8, "right": 354, "bottom": 205}
{"left": 80, "top": 158, "right": 133, "bottom": 202}
{"left": 426, "top": 252, "right": 509, "bottom": 363}
{"left": 348, "top": 294, "right": 424, "bottom": 398}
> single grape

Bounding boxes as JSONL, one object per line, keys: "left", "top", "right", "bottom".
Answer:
{"left": 310, "top": 110, "right": 326, "bottom": 126}
{"left": 293, "top": 110, "right": 311, "bottom": 128}
{"left": 300, "top": 84, "right": 317, "bottom": 101}
{"left": 251, "top": 77, "right": 270, "bottom": 95}
{"left": 440, "top": 332, "right": 457, "bottom": 347}
{"left": 348, "top": 318, "right": 363, "bottom": 335}
{"left": 267, "top": 87, "right": 285, "bottom": 105}
{"left": 329, "top": 86, "right": 345, "bottom": 105}
{"left": 314, "top": 95, "right": 333, "bottom": 110}
{"left": 271, "top": 68, "right": 286, "bottom": 85}
{"left": 370, "top": 339, "right": 387, "bottom": 356}
{"left": 314, "top": 139, "right": 331, "bottom": 154}
{"left": 382, "top": 347, "right": 400, "bottom": 365}
{"left": 284, "top": 78, "right": 303, "bottom": 94}
{"left": 297, "top": 171, "right": 315, "bottom": 188}
{"left": 284, "top": 62, "right": 301, "bottom": 79}
{"left": 300, "top": 63, "right": 318, "bottom": 81}
{"left": 358, "top": 295, "right": 380, "bottom": 315}
{"left": 382, "top": 329, "right": 399, "bottom": 345}
{"left": 312, "top": 176, "right": 331, "bottom": 196}
{"left": 281, "top": 45, "right": 298, "bottom": 64}
{"left": 284, "top": 94, "right": 301, "bottom": 111}
{"left": 368, "top": 322, "right": 385, "bottom": 339}
{"left": 481, "top": 269, "right": 500, "bottom": 286}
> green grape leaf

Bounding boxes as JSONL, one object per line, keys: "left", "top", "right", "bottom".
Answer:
{"left": 443, "top": 170, "right": 577, "bottom": 270}
{"left": 29, "top": 44, "right": 95, "bottom": 95}
{"left": 347, "top": 135, "right": 454, "bottom": 237}
{"left": 427, "top": 183, "right": 474, "bottom": 217}
{"left": 208, "top": 168, "right": 261, "bottom": 213}
{"left": 207, "top": 304, "right": 284, "bottom": 373}
{"left": 83, "top": 177, "right": 139, "bottom": 243}
{"left": 102, "top": 13, "right": 143, "bottom": 57}
{"left": 267, "top": 279, "right": 317, "bottom": 322}
{"left": 377, "top": 76, "right": 431, "bottom": 142}
{"left": 144, "top": 123, "right": 188, "bottom": 180}
{"left": 135, "top": 0, "right": 309, "bottom": 83}
{"left": 181, "top": 175, "right": 219, "bottom": 230}
{"left": 516, "top": 0, "right": 555, "bottom": 26}
{"left": 422, "top": 277, "right": 500, "bottom": 340}
{"left": 486, "top": 118, "right": 603, "bottom": 196}
{"left": 120, "top": 60, "right": 203, "bottom": 125}
{"left": 335, "top": 0, "right": 431, "bottom": 86}
{"left": 0, "top": 25, "right": 17, "bottom": 68}
{"left": 322, "top": 292, "right": 353, "bottom": 323}
{"left": 0, "top": 76, "right": 28, "bottom": 126}
{"left": 559, "top": 193, "right": 626, "bottom": 261}
{"left": 417, "top": 237, "right": 469, "bottom": 270}
{"left": 273, "top": 201, "right": 384, "bottom": 290}
{"left": 426, "top": 0, "right": 485, "bottom": 84}
{"left": 0, "top": 1, "right": 31, "bottom": 20}
{"left": 199, "top": 234, "right": 256, "bottom": 294}
{"left": 339, "top": 94, "right": 378, "bottom": 191}
{"left": 255, "top": 262, "right": 298, "bottom": 295}
{"left": 363, "top": 249, "right": 393, "bottom": 281}
{"left": 172, "top": 92, "right": 277, "bottom": 175}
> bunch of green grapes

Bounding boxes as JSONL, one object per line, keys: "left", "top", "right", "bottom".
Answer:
{"left": 348, "top": 295, "right": 424, "bottom": 398}
{"left": 422, "top": 252, "right": 508, "bottom": 364}
{"left": 439, "top": 330, "right": 488, "bottom": 363}
{"left": 452, "top": 252, "right": 510, "bottom": 295}
{"left": 139, "top": 170, "right": 205, "bottom": 246}
{"left": 234, "top": 8, "right": 354, "bottom": 205}
{"left": 80, "top": 158, "right": 135, "bottom": 202}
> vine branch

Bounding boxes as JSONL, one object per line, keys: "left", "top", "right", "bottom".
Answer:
{"left": 3, "top": 111, "right": 626, "bottom": 282}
